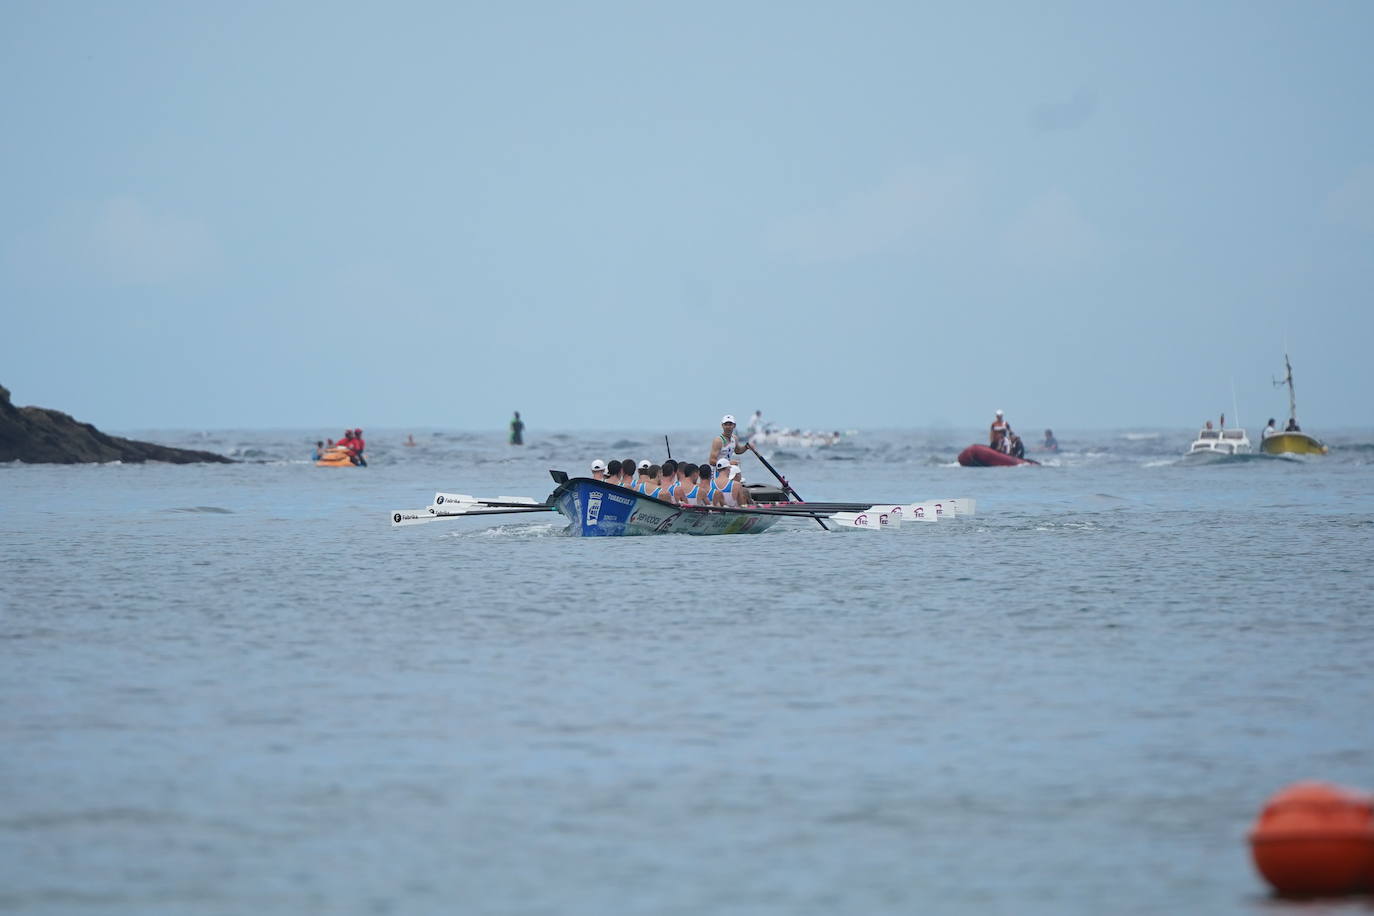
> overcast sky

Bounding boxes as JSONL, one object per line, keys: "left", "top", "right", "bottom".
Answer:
{"left": 3, "top": 1, "right": 1371, "bottom": 432}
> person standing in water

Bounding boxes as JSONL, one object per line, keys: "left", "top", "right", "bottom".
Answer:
{"left": 1042, "top": 429, "right": 1058, "bottom": 451}
{"left": 509, "top": 411, "right": 525, "bottom": 446}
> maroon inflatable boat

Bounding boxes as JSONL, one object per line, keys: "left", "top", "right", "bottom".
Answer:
{"left": 957, "top": 444, "right": 1039, "bottom": 467}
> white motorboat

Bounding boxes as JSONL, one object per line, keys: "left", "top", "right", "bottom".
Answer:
{"left": 1186, "top": 426, "right": 1252, "bottom": 457}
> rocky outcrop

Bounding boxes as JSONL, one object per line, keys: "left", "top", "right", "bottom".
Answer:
{"left": 0, "top": 384, "right": 233, "bottom": 464}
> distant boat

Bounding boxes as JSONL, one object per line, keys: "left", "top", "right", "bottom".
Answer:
{"left": 1185, "top": 426, "right": 1251, "bottom": 458}
{"left": 957, "top": 444, "right": 1038, "bottom": 467}
{"left": 1260, "top": 353, "right": 1328, "bottom": 456}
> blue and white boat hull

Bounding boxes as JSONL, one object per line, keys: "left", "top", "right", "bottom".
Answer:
{"left": 548, "top": 479, "right": 781, "bottom": 537}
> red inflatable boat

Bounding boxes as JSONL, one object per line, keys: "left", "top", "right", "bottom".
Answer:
{"left": 957, "top": 444, "right": 1039, "bottom": 467}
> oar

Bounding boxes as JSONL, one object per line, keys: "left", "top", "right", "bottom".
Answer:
{"left": 746, "top": 444, "right": 828, "bottom": 531}
{"left": 393, "top": 506, "right": 554, "bottom": 527}
{"left": 676, "top": 503, "right": 837, "bottom": 520}
{"left": 665, "top": 435, "right": 672, "bottom": 460}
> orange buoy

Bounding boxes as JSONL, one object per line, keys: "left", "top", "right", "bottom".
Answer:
{"left": 1249, "top": 781, "right": 1374, "bottom": 897}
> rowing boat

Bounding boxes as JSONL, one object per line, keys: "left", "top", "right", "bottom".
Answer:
{"left": 389, "top": 471, "right": 975, "bottom": 536}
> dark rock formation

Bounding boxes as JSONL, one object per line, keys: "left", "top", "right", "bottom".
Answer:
{"left": 0, "top": 384, "right": 233, "bottom": 464}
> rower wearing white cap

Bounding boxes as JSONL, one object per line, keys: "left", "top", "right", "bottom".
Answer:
{"left": 709, "top": 456, "right": 753, "bottom": 507}
{"left": 590, "top": 458, "right": 607, "bottom": 481}
{"left": 709, "top": 414, "right": 752, "bottom": 468}
{"left": 990, "top": 409, "right": 1009, "bottom": 447}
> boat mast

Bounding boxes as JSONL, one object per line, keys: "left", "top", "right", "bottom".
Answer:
{"left": 1280, "top": 353, "right": 1297, "bottom": 425}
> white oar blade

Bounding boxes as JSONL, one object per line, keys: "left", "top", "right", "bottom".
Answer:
{"left": 938, "top": 497, "right": 974, "bottom": 517}
{"left": 434, "top": 492, "right": 539, "bottom": 508}
{"left": 866, "top": 504, "right": 917, "bottom": 524}
{"left": 830, "top": 511, "right": 891, "bottom": 531}
{"left": 902, "top": 503, "right": 939, "bottom": 523}
{"left": 391, "top": 509, "right": 442, "bottom": 527}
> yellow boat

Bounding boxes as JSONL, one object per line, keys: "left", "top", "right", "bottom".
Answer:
{"left": 1260, "top": 431, "right": 1327, "bottom": 455}
{"left": 1259, "top": 353, "right": 1328, "bottom": 456}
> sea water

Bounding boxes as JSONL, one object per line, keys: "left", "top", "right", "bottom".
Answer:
{"left": 2, "top": 428, "right": 1373, "bottom": 915}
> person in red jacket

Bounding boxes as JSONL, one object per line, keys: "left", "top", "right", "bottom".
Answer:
{"left": 350, "top": 428, "right": 367, "bottom": 466}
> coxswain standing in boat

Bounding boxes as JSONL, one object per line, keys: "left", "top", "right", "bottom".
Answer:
{"left": 709, "top": 415, "right": 753, "bottom": 468}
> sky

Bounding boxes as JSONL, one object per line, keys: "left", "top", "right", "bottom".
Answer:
{"left": 2, "top": 1, "right": 1371, "bottom": 432}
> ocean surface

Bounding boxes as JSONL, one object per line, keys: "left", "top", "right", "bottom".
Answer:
{"left": 3, "top": 426, "right": 1373, "bottom": 915}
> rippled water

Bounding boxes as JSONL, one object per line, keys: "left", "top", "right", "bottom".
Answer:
{"left": 3, "top": 427, "right": 1373, "bottom": 914}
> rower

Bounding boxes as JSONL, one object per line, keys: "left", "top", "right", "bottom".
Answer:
{"left": 709, "top": 415, "right": 752, "bottom": 467}
{"left": 729, "top": 463, "right": 753, "bottom": 505}
{"left": 605, "top": 459, "right": 622, "bottom": 485}
{"left": 620, "top": 457, "right": 636, "bottom": 488}
{"left": 709, "top": 457, "right": 752, "bottom": 507}
{"left": 635, "top": 459, "right": 650, "bottom": 490}
{"left": 661, "top": 459, "right": 679, "bottom": 501}
{"left": 590, "top": 458, "right": 607, "bottom": 481}
{"left": 639, "top": 464, "right": 663, "bottom": 499}
{"left": 989, "top": 410, "right": 1007, "bottom": 447}
{"left": 678, "top": 463, "right": 702, "bottom": 505}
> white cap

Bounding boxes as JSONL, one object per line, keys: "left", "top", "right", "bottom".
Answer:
{"left": 995, "top": 409, "right": 1004, "bottom": 416}
{"left": 721, "top": 414, "right": 736, "bottom": 424}
{"left": 715, "top": 457, "right": 732, "bottom": 469}
{"left": 638, "top": 459, "right": 651, "bottom": 470}
{"left": 590, "top": 459, "right": 607, "bottom": 472}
